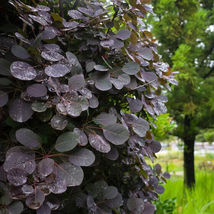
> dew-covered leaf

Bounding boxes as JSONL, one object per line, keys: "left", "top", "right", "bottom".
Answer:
{"left": 100, "top": 39, "right": 114, "bottom": 48}
{"left": 36, "top": 203, "right": 51, "bottom": 214}
{"left": 22, "top": 184, "right": 34, "bottom": 195}
{"left": 32, "top": 102, "right": 47, "bottom": 112}
{"left": 68, "top": 74, "right": 85, "bottom": 90}
{"left": 36, "top": 5, "right": 50, "bottom": 11}
{"left": 103, "top": 186, "right": 118, "bottom": 200}
{"left": 49, "top": 172, "right": 67, "bottom": 194}
{"left": 73, "top": 128, "right": 88, "bottom": 146}
{"left": 62, "top": 20, "right": 79, "bottom": 29}
{"left": 55, "top": 131, "right": 79, "bottom": 152}
{"left": 26, "top": 189, "right": 45, "bottom": 210}
{"left": 29, "top": 15, "right": 48, "bottom": 26}
{"left": 45, "top": 64, "right": 70, "bottom": 77}
{"left": 0, "top": 90, "right": 8, "bottom": 107}
{"left": 51, "top": 114, "right": 68, "bottom": 130}
{"left": 115, "top": 29, "right": 131, "bottom": 40}
{"left": 11, "top": 45, "right": 30, "bottom": 59}
{"left": 68, "top": 10, "right": 84, "bottom": 19}
{"left": 132, "top": 117, "right": 150, "bottom": 137}
{"left": 89, "top": 94, "right": 99, "bottom": 108}
{"left": 94, "top": 65, "right": 108, "bottom": 71}
{"left": 10, "top": 61, "right": 37, "bottom": 80}
{"left": 66, "top": 101, "right": 82, "bottom": 117}
{"left": 57, "top": 162, "right": 84, "bottom": 187}
{"left": 15, "top": 128, "right": 41, "bottom": 149}
{"left": 66, "top": 52, "right": 82, "bottom": 73}
{"left": 27, "top": 84, "right": 47, "bottom": 98}
{"left": 122, "top": 62, "right": 140, "bottom": 75}
{"left": 94, "top": 112, "right": 117, "bottom": 126}
{"left": 127, "top": 198, "right": 144, "bottom": 214}
{"left": 15, "top": 32, "right": 31, "bottom": 45}
{"left": 89, "top": 133, "right": 111, "bottom": 153}
{"left": 69, "top": 148, "right": 95, "bottom": 167}
{"left": 104, "top": 147, "right": 119, "bottom": 160}
{"left": 7, "top": 168, "right": 27, "bottom": 186}
{"left": 38, "top": 158, "right": 54, "bottom": 177}
{"left": 9, "top": 99, "right": 33, "bottom": 122}
{"left": 43, "top": 44, "right": 60, "bottom": 52}
{"left": 41, "top": 50, "right": 64, "bottom": 62}
{"left": 139, "top": 47, "right": 153, "bottom": 61}
{"left": 103, "top": 124, "right": 129, "bottom": 145}
{"left": 8, "top": 201, "right": 24, "bottom": 214}
{"left": 78, "top": 7, "right": 93, "bottom": 16}
{"left": 3, "top": 146, "right": 36, "bottom": 174}
{"left": 41, "top": 26, "right": 58, "bottom": 40}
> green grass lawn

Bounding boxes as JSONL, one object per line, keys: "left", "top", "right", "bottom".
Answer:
{"left": 153, "top": 152, "right": 214, "bottom": 214}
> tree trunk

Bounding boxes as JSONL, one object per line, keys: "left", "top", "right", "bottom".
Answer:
{"left": 183, "top": 116, "right": 196, "bottom": 188}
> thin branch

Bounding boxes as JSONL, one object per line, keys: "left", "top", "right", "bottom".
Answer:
{"left": 72, "top": 0, "right": 80, "bottom": 9}
{"left": 203, "top": 66, "right": 214, "bottom": 79}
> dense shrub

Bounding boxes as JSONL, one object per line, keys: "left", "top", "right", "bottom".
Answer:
{"left": 0, "top": 0, "right": 176, "bottom": 213}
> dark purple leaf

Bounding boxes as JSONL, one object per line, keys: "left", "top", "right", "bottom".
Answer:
{"left": 112, "top": 38, "right": 124, "bottom": 49}
{"left": 0, "top": 182, "right": 12, "bottom": 205}
{"left": 56, "top": 162, "right": 84, "bottom": 187}
{"left": 29, "top": 15, "right": 48, "bottom": 26}
{"left": 66, "top": 52, "right": 82, "bottom": 73}
{"left": 62, "top": 20, "right": 79, "bottom": 29}
{"left": 41, "top": 50, "right": 64, "bottom": 62}
{"left": 103, "top": 124, "right": 129, "bottom": 145}
{"left": 127, "top": 97, "right": 143, "bottom": 113}
{"left": 0, "top": 90, "right": 8, "bottom": 107}
{"left": 45, "top": 64, "right": 70, "bottom": 77}
{"left": 27, "top": 84, "right": 47, "bottom": 98}
{"left": 94, "top": 112, "right": 117, "bottom": 126}
{"left": 92, "top": 72, "right": 112, "bottom": 91}
{"left": 25, "top": 189, "right": 45, "bottom": 210}
{"left": 89, "top": 95, "right": 99, "bottom": 108}
{"left": 36, "top": 5, "right": 50, "bottom": 11}
{"left": 43, "top": 44, "right": 61, "bottom": 52}
{"left": 100, "top": 39, "right": 114, "bottom": 48}
{"left": 15, "top": 32, "right": 31, "bottom": 44}
{"left": 94, "top": 65, "right": 108, "bottom": 71}
{"left": 163, "top": 172, "right": 170, "bottom": 179}
{"left": 16, "top": 128, "right": 41, "bottom": 149}
{"left": 21, "top": 184, "right": 34, "bottom": 195}
{"left": 78, "top": 7, "right": 93, "bottom": 16}
{"left": 68, "top": 10, "right": 84, "bottom": 19}
{"left": 8, "top": 201, "right": 24, "bottom": 214}
{"left": 122, "top": 62, "right": 140, "bottom": 75}
{"left": 155, "top": 185, "right": 165, "bottom": 194}
{"left": 105, "top": 147, "right": 119, "bottom": 160}
{"left": 73, "top": 128, "right": 88, "bottom": 146}
{"left": 69, "top": 148, "right": 95, "bottom": 166}
{"left": 149, "top": 140, "right": 161, "bottom": 153}
{"left": 86, "top": 61, "right": 96, "bottom": 72}
{"left": 105, "top": 193, "right": 123, "bottom": 209}
{"left": 32, "top": 102, "right": 47, "bottom": 112}
{"left": 127, "top": 198, "right": 144, "bottom": 214}
{"left": 41, "top": 26, "right": 58, "bottom": 40}
{"left": 38, "top": 158, "right": 54, "bottom": 177}
{"left": 51, "top": 114, "right": 68, "bottom": 130}
{"left": 55, "top": 131, "right": 79, "bottom": 152}
{"left": 68, "top": 74, "right": 85, "bottom": 90}
{"left": 7, "top": 168, "right": 27, "bottom": 186}
{"left": 132, "top": 117, "right": 150, "bottom": 137}
{"left": 138, "top": 47, "right": 153, "bottom": 61}
{"left": 37, "top": 203, "right": 51, "bottom": 214}
{"left": 115, "top": 29, "right": 131, "bottom": 40}
{"left": 10, "top": 61, "right": 37, "bottom": 81}
{"left": 9, "top": 99, "right": 33, "bottom": 122}
{"left": 89, "top": 133, "right": 111, "bottom": 153}
{"left": 11, "top": 45, "right": 30, "bottom": 59}
{"left": 4, "top": 146, "right": 36, "bottom": 174}
{"left": 103, "top": 186, "right": 118, "bottom": 200}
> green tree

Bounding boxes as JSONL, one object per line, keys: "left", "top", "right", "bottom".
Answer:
{"left": 150, "top": 0, "right": 214, "bottom": 187}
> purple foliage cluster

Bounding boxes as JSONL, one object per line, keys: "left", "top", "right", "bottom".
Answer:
{"left": 0, "top": 0, "right": 177, "bottom": 213}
